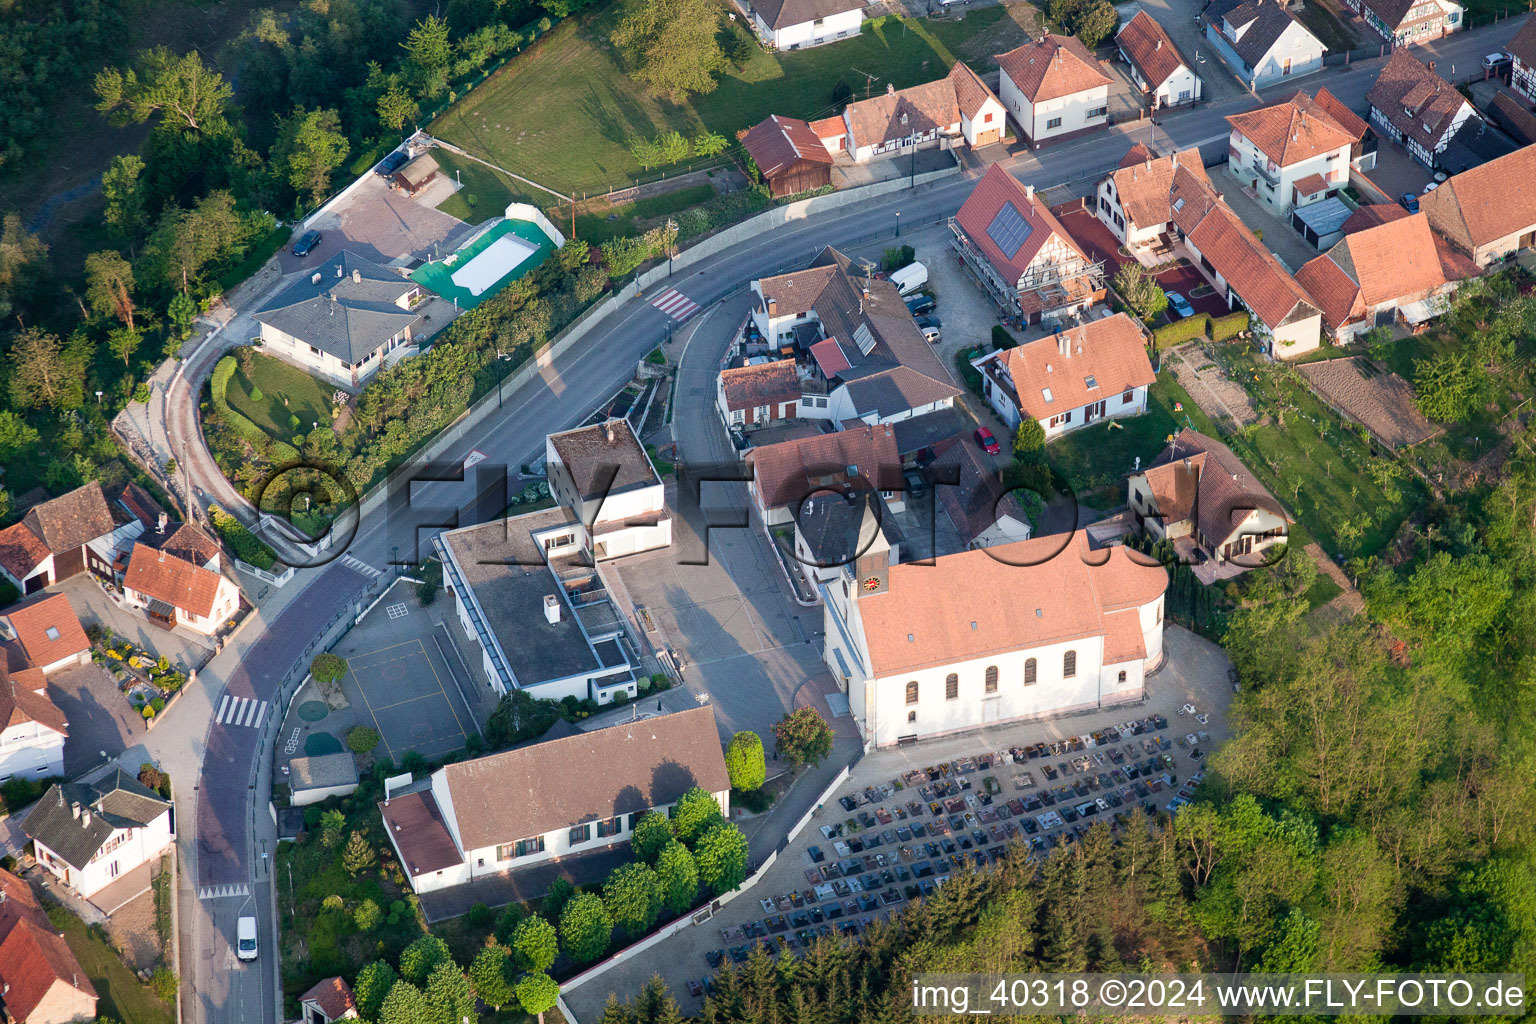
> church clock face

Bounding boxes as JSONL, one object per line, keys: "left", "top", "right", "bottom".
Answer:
{"left": 863, "top": 576, "right": 882, "bottom": 592}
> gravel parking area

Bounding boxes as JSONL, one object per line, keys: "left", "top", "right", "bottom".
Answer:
{"left": 279, "top": 174, "right": 478, "bottom": 273}
{"left": 564, "top": 627, "right": 1232, "bottom": 1020}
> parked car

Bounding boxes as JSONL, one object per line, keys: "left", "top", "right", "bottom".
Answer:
{"left": 292, "top": 229, "right": 323, "bottom": 257}
{"left": 237, "top": 916, "right": 258, "bottom": 961}
{"left": 973, "top": 426, "right": 1001, "bottom": 455}
{"left": 905, "top": 293, "right": 936, "bottom": 316}
{"left": 1484, "top": 50, "right": 1512, "bottom": 70}
{"left": 920, "top": 324, "right": 942, "bottom": 344}
{"left": 904, "top": 470, "right": 927, "bottom": 497}
{"left": 1399, "top": 192, "right": 1420, "bottom": 213}
{"left": 916, "top": 314, "right": 942, "bottom": 330}
{"left": 889, "top": 261, "right": 929, "bottom": 295}
{"left": 1164, "top": 291, "right": 1195, "bottom": 319}
{"left": 1422, "top": 180, "right": 1441, "bottom": 195}
{"left": 375, "top": 150, "right": 410, "bottom": 177}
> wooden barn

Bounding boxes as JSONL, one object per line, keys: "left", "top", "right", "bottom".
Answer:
{"left": 394, "top": 152, "right": 441, "bottom": 196}
{"left": 740, "top": 115, "right": 834, "bottom": 198}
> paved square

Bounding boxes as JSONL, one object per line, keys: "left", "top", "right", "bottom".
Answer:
{"left": 386, "top": 602, "right": 410, "bottom": 619}
{"left": 344, "top": 638, "right": 468, "bottom": 761}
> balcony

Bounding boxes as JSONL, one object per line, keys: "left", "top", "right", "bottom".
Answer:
{"left": 1252, "top": 162, "right": 1281, "bottom": 187}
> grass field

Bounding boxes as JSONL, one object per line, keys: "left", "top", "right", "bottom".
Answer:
{"left": 228, "top": 353, "right": 335, "bottom": 439}
{"left": 574, "top": 182, "right": 718, "bottom": 242}
{"left": 430, "top": 1, "right": 1029, "bottom": 195}
{"left": 55, "top": 911, "right": 174, "bottom": 1024}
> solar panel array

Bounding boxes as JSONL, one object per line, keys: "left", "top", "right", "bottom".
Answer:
{"left": 986, "top": 202, "right": 1034, "bottom": 259}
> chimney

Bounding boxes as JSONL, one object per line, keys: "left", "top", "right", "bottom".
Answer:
{"left": 543, "top": 594, "right": 561, "bottom": 624}
{"left": 157, "top": 512, "right": 168, "bottom": 535}
{"left": 1058, "top": 333, "right": 1071, "bottom": 358}
{"left": 604, "top": 421, "right": 615, "bottom": 443}
{"left": 81, "top": 810, "right": 91, "bottom": 827}
{"left": 1024, "top": 184, "right": 1035, "bottom": 201}
{"left": 71, "top": 802, "right": 81, "bottom": 819}
{"left": 334, "top": 263, "right": 343, "bottom": 278}
{"left": 1428, "top": 60, "right": 1436, "bottom": 72}
{"left": 1156, "top": 38, "right": 1162, "bottom": 49}
{"left": 767, "top": 298, "right": 777, "bottom": 317}
{"left": 352, "top": 269, "right": 362, "bottom": 284}
{"left": 310, "top": 272, "right": 321, "bottom": 285}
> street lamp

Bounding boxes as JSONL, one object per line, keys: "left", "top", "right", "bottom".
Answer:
{"left": 666, "top": 218, "right": 677, "bottom": 276}
{"left": 95, "top": 391, "right": 103, "bottom": 405}
{"left": 895, "top": 211, "right": 901, "bottom": 237}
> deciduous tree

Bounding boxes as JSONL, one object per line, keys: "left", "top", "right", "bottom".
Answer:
{"left": 559, "top": 892, "right": 612, "bottom": 963}
{"left": 94, "top": 47, "right": 233, "bottom": 135}
{"left": 670, "top": 787, "right": 724, "bottom": 845}
{"left": 511, "top": 914, "right": 558, "bottom": 972}
{"left": 274, "top": 107, "right": 351, "bottom": 207}
{"left": 603, "top": 861, "right": 662, "bottom": 937}
{"left": 772, "top": 706, "right": 834, "bottom": 767}
{"left": 655, "top": 839, "right": 699, "bottom": 914}
{"left": 377, "top": 979, "right": 430, "bottom": 1024}
{"left": 515, "top": 971, "right": 560, "bottom": 1023}
{"left": 468, "top": 943, "right": 514, "bottom": 1010}
{"left": 694, "top": 822, "right": 749, "bottom": 895}
{"left": 8, "top": 329, "right": 81, "bottom": 411}
{"left": 630, "top": 811, "right": 673, "bottom": 863}
{"left": 399, "top": 933, "right": 452, "bottom": 985}
{"left": 424, "top": 959, "right": 476, "bottom": 1024}
{"left": 725, "top": 731, "right": 766, "bottom": 791}
{"left": 84, "top": 251, "right": 136, "bottom": 329}
{"left": 1113, "top": 262, "right": 1168, "bottom": 321}
{"left": 611, "top": 0, "right": 726, "bottom": 99}
{"left": 102, "top": 155, "right": 147, "bottom": 239}
{"left": 353, "top": 961, "right": 397, "bottom": 1022}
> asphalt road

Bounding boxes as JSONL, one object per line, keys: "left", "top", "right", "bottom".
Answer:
{"left": 168, "top": 19, "right": 1528, "bottom": 1021}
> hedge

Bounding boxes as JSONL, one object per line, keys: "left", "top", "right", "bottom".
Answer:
{"left": 1152, "top": 313, "right": 1211, "bottom": 350}
{"left": 991, "top": 324, "right": 1018, "bottom": 349}
{"left": 1210, "top": 310, "right": 1251, "bottom": 342}
{"left": 210, "top": 505, "right": 279, "bottom": 571}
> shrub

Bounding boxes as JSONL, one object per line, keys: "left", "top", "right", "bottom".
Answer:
{"left": 347, "top": 726, "right": 381, "bottom": 754}
{"left": 955, "top": 347, "right": 984, "bottom": 397}
{"left": 1209, "top": 310, "right": 1251, "bottom": 342}
{"left": 150, "top": 966, "right": 178, "bottom": 1002}
{"left": 209, "top": 506, "right": 278, "bottom": 571}
{"left": 354, "top": 898, "right": 383, "bottom": 930}
{"left": 249, "top": 385, "right": 264, "bottom": 402}
{"left": 773, "top": 706, "right": 835, "bottom": 767}
{"left": 466, "top": 901, "right": 493, "bottom": 929}
{"left": 881, "top": 244, "right": 915, "bottom": 272}
{"left": 542, "top": 877, "right": 575, "bottom": 920}
{"left": 1151, "top": 313, "right": 1211, "bottom": 350}
{"left": 1113, "top": 262, "right": 1169, "bottom": 321}
{"left": 1013, "top": 419, "right": 1047, "bottom": 463}
{"left": 734, "top": 786, "right": 774, "bottom": 813}
{"left": 725, "top": 731, "right": 766, "bottom": 791}
{"left": 321, "top": 894, "right": 344, "bottom": 911}
{"left": 991, "top": 324, "right": 1018, "bottom": 349}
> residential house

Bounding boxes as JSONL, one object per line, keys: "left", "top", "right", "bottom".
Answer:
{"left": 1294, "top": 210, "right": 1466, "bottom": 340}
{"left": 949, "top": 164, "right": 1105, "bottom": 323}
{"left": 0, "top": 665, "right": 69, "bottom": 786}
{"left": 827, "top": 366, "right": 961, "bottom": 428}
{"left": 0, "top": 483, "right": 116, "bottom": 596}
{"left": 1168, "top": 162, "right": 1325, "bottom": 355}
{"left": 746, "top": 423, "right": 903, "bottom": 525}
{"left": 928, "top": 441, "right": 1035, "bottom": 550}
{"left": 814, "top": 63, "right": 1006, "bottom": 162}
{"left": 1511, "top": 17, "right": 1536, "bottom": 100}
{"left": 107, "top": 483, "right": 222, "bottom": 579}
{"left": 1128, "top": 428, "right": 1290, "bottom": 570}
{"left": 1420, "top": 143, "right": 1536, "bottom": 266}
{"left": 379, "top": 706, "right": 729, "bottom": 894}
{"left": 1095, "top": 144, "right": 1213, "bottom": 248}
{"left": 740, "top": 115, "right": 834, "bottom": 197}
{"left": 971, "top": 314, "right": 1156, "bottom": 437}
{"left": 1345, "top": 0, "right": 1462, "bottom": 44}
{"left": 544, "top": 418, "right": 672, "bottom": 562}
{"left": 1367, "top": 51, "right": 1477, "bottom": 169}
{"left": 738, "top": 0, "right": 866, "bottom": 49}
{"left": 25, "top": 771, "right": 174, "bottom": 899}
{"left": 121, "top": 543, "right": 241, "bottom": 636}
{"left": 820, "top": 531, "right": 1167, "bottom": 747}
{"left": 0, "top": 866, "right": 97, "bottom": 1024}
{"left": 1117, "top": 12, "right": 1203, "bottom": 109}
{"left": 995, "top": 35, "right": 1112, "bottom": 145}
{"left": 2, "top": 593, "right": 91, "bottom": 676}
{"left": 1203, "top": 0, "right": 1326, "bottom": 89}
{"left": 718, "top": 359, "right": 802, "bottom": 429}
{"left": 1226, "top": 90, "right": 1359, "bottom": 214}
{"left": 253, "top": 250, "right": 425, "bottom": 387}
{"left": 300, "top": 978, "right": 359, "bottom": 1024}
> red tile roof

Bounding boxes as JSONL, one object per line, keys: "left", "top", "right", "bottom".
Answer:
{"left": 990, "top": 313, "right": 1156, "bottom": 422}
{"left": 1117, "top": 11, "right": 1190, "bottom": 90}
{"left": 948, "top": 61, "right": 1001, "bottom": 118}
{"left": 0, "top": 523, "right": 51, "bottom": 582}
{"left": 301, "top": 977, "right": 358, "bottom": 1020}
{"left": 1367, "top": 49, "right": 1472, "bottom": 148}
{"left": 740, "top": 115, "right": 833, "bottom": 178}
{"left": 996, "top": 34, "right": 1111, "bottom": 103}
{"left": 21, "top": 482, "right": 114, "bottom": 554}
{"left": 4, "top": 593, "right": 88, "bottom": 670}
{"left": 809, "top": 116, "right": 846, "bottom": 142}
{"left": 810, "top": 338, "right": 852, "bottom": 377}
{"left": 1312, "top": 87, "right": 1370, "bottom": 141}
{"left": 857, "top": 533, "right": 1165, "bottom": 677}
{"left": 954, "top": 163, "right": 1088, "bottom": 286}
{"left": 1143, "top": 428, "right": 1288, "bottom": 549}
{"left": 123, "top": 543, "right": 226, "bottom": 619}
{"left": 0, "top": 915, "right": 97, "bottom": 1023}
{"left": 748, "top": 423, "right": 902, "bottom": 510}
{"left": 720, "top": 359, "right": 801, "bottom": 412}
{"left": 1294, "top": 211, "right": 1448, "bottom": 329}
{"left": 1105, "top": 148, "right": 1211, "bottom": 233}
{"left": 1227, "top": 91, "right": 1357, "bottom": 166}
{"left": 1293, "top": 172, "right": 1331, "bottom": 197}
{"left": 845, "top": 79, "right": 960, "bottom": 150}
{"left": 0, "top": 675, "right": 68, "bottom": 736}
{"left": 1420, "top": 143, "right": 1536, "bottom": 252}
{"left": 1509, "top": 16, "right": 1536, "bottom": 69}
{"left": 1341, "top": 203, "right": 1410, "bottom": 234}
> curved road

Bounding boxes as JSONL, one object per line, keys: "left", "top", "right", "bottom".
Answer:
{"left": 154, "top": 21, "right": 1524, "bottom": 1020}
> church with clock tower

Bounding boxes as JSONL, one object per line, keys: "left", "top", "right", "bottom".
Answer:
{"left": 819, "top": 531, "right": 1168, "bottom": 749}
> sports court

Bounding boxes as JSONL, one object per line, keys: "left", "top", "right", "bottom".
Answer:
{"left": 343, "top": 637, "right": 469, "bottom": 761}
{"left": 409, "top": 215, "right": 558, "bottom": 309}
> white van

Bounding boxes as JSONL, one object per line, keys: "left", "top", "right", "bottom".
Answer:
{"left": 888, "top": 261, "right": 928, "bottom": 295}
{"left": 236, "top": 916, "right": 258, "bottom": 961}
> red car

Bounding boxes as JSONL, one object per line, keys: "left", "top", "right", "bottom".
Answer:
{"left": 974, "top": 426, "right": 1001, "bottom": 455}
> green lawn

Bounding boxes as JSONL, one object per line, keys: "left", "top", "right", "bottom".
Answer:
{"left": 431, "top": 1, "right": 1028, "bottom": 195}
{"left": 228, "top": 353, "right": 336, "bottom": 441}
{"left": 55, "top": 911, "right": 174, "bottom": 1024}
{"left": 1295, "top": 0, "right": 1360, "bottom": 52}
{"left": 431, "top": 149, "right": 522, "bottom": 224}
{"left": 574, "top": 183, "right": 718, "bottom": 242}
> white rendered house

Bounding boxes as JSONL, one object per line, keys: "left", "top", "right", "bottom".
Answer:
{"left": 1226, "top": 92, "right": 1355, "bottom": 216}
{"left": 995, "top": 35, "right": 1112, "bottom": 145}
{"left": 740, "top": 0, "right": 865, "bottom": 49}
{"left": 545, "top": 419, "right": 672, "bottom": 561}
{"left": 25, "top": 771, "right": 174, "bottom": 899}
{"left": 121, "top": 543, "right": 241, "bottom": 636}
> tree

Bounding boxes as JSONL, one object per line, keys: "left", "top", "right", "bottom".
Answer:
{"left": 346, "top": 726, "right": 381, "bottom": 753}
{"left": 725, "top": 731, "right": 766, "bottom": 791}
{"left": 399, "top": 933, "right": 452, "bottom": 985}
{"left": 670, "top": 787, "right": 724, "bottom": 845}
{"left": 469, "top": 943, "right": 514, "bottom": 1010}
{"left": 341, "top": 831, "right": 376, "bottom": 875}
{"left": 511, "top": 914, "right": 559, "bottom": 972}
{"left": 603, "top": 861, "right": 663, "bottom": 937}
{"left": 0, "top": 214, "right": 47, "bottom": 322}
{"left": 424, "top": 959, "right": 476, "bottom": 1024}
{"left": 319, "top": 809, "right": 346, "bottom": 848}
{"left": 354, "top": 898, "right": 383, "bottom": 930}
{"left": 611, "top": 0, "right": 726, "bottom": 99}
{"left": 1013, "top": 418, "right": 1047, "bottom": 463}
{"left": 84, "top": 251, "right": 136, "bottom": 330}
{"left": 559, "top": 892, "right": 613, "bottom": 963}
{"left": 311, "top": 653, "right": 348, "bottom": 683}
{"left": 94, "top": 47, "right": 233, "bottom": 135}
{"left": 8, "top": 329, "right": 81, "bottom": 411}
{"left": 656, "top": 130, "right": 690, "bottom": 165}
{"left": 772, "top": 706, "right": 834, "bottom": 767}
{"left": 695, "top": 822, "right": 749, "bottom": 894}
{"left": 145, "top": 191, "right": 251, "bottom": 293}
{"left": 630, "top": 810, "right": 673, "bottom": 864}
{"left": 542, "top": 877, "right": 575, "bottom": 919}
{"left": 107, "top": 327, "right": 143, "bottom": 371}
{"left": 629, "top": 136, "right": 662, "bottom": 170}
{"left": 102, "top": 155, "right": 147, "bottom": 239}
{"left": 377, "top": 83, "right": 421, "bottom": 133}
{"left": 692, "top": 130, "right": 728, "bottom": 157}
{"left": 403, "top": 15, "right": 453, "bottom": 98}
{"left": 377, "top": 979, "right": 431, "bottom": 1024}
{"left": 515, "top": 971, "right": 560, "bottom": 1023}
{"left": 655, "top": 839, "right": 699, "bottom": 914}
{"left": 1414, "top": 351, "right": 1486, "bottom": 422}
{"left": 168, "top": 291, "right": 198, "bottom": 341}
{"left": 1075, "top": 0, "right": 1118, "bottom": 46}
{"left": 1113, "top": 262, "right": 1168, "bottom": 321}
{"left": 275, "top": 107, "right": 350, "bottom": 206}
{"left": 0, "top": 412, "right": 40, "bottom": 460}
{"left": 354, "top": 961, "right": 397, "bottom": 1021}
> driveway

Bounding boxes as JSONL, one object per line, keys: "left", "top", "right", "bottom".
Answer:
{"left": 47, "top": 662, "right": 148, "bottom": 775}
{"left": 281, "top": 174, "right": 478, "bottom": 272}
{"left": 55, "top": 575, "right": 213, "bottom": 669}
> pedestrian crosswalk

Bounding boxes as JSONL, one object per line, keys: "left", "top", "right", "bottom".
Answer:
{"left": 197, "top": 884, "right": 251, "bottom": 900}
{"left": 340, "top": 554, "right": 383, "bottom": 579}
{"left": 650, "top": 288, "right": 699, "bottom": 322}
{"left": 215, "top": 695, "right": 269, "bottom": 729}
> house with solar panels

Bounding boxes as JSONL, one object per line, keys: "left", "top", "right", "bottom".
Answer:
{"left": 949, "top": 164, "right": 1105, "bottom": 324}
